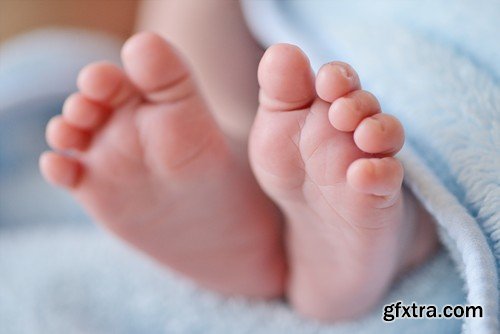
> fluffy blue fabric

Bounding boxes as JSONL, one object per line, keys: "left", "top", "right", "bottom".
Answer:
{"left": 241, "top": 1, "right": 500, "bottom": 333}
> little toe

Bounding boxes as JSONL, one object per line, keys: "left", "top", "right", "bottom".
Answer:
{"left": 257, "top": 43, "right": 316, "bottom": 111}
{"left": 39, "top": 151, "right": 82, "bottom": 188}
{"left": 353, "top": 113, "right": 404, "bottom": 154}
{"left": 63, "top": 93, "right": 109, "bottom": 130}
{"left": 46, "top": 115, "right": 91, "bottom": 151}
{"left": 121, "top": 31, "right": 195, "bottom": 103}
{"left": 77, "top": 61, "right": 136, "bottom": 108}
{"left": 316, "top": 61, "right": 361, "bottom": 103}
{"left": 329, "top": 90, "right": 381, "bottom": 132}
{"left": 347, "top": 157, "right": 403, "bottom": 200}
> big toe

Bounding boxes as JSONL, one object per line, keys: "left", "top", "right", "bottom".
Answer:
{"left": 251, "top": 44, "right": 319, "bottom": 193}
{"left": 120, "top": 32, "right": 226, "bottom": 174}
{"left": 121, "top": 31, "right": 194, "bottom": 103}
{"left": 258, "top": 43, "right": 316, "bottom": 111}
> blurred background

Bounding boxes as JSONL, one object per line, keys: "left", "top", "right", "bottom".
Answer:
{"left": 0, "top": 0, "right": 137, "bottom": 43}
{"left": 0, "top": 0, "right": 139, "bottom": 228}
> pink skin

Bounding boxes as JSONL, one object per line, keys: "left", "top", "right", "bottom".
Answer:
{"left": 250, "top": 44, "right": 437, "bottom": 320}
{"left": 40, "top": 32, "right": 286, "bottom": 298}
{"left": 40, "top": 32, "right": 438, "bottom": 321}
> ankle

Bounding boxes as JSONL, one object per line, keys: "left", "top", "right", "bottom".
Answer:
{"left": 400, "top": 189, "right": 440, "bottom": 273}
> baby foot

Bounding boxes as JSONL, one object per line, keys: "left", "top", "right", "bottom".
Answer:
{"left": 250, "top": 44, "right": 438, "bottom": 320}
{"left": 40, "top": 32, "right": 285, "bottom": 297}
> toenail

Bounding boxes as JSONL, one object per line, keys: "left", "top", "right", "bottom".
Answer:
{"left": 339, "top": 66, "right": 352, "bottom": 80}
{"left": 368, "top": 117, "right": 385, "bottom": 132}
{"left": 337, "top": 65, "right": 354, "bottom": 81}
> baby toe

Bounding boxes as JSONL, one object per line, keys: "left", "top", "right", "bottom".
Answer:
{"left": 353, "top": 113, "right": 404, "bottom": 154}
{"left": 257, "top": 43, "right": 316, "bottom": 111}
{"left": 329, "top": 90, "right": 381, "bottom": 132}
{"left": 77, "top": 61, "right": 136, "bottom": 108}
{"left": 315, "top": 61, "right": 360, "bottom": 103}
{"left": 121, "top": 32, "right": 196, "bottom": 104}
{"left": 347, "top": 157, "right": 403, "bottom": 202}
{"left": 251, "top": 43, "right": 317, "bottom": 191}
{"left": 63, "top": 93, "right": 109, "bottom": 130}
{"left": 46, "top": 115, "right": 91, "bottom": 151}
{"left": 39, "top": 151, "right": 82, "bottom": 188}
